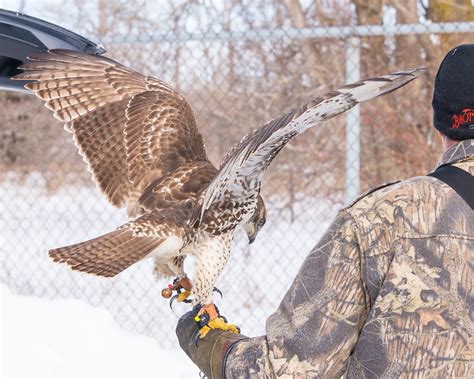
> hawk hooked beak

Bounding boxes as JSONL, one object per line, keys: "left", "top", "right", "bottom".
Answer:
{"left": 243, "top": 223, "right": 257, "bottom": 244}
{"left": 243, "top": 195, "right": 266, "bottom": 245}
{"left": 248, "top": 233, "right": 257, "bottom": 244}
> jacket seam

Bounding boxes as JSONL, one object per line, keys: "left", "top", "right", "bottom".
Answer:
{"left": 341, "top": 210, "right": 371, "bottom": 316}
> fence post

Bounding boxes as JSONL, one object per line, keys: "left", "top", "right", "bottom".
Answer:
{"left": 344, "top": 36, "right": 361, "bottom": 205}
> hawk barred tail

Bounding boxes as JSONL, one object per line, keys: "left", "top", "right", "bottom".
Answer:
{"left": 48, "top": 228, "right": 162, "bottom": 277}
{"left": 49, "top": 209, "right": 191, "bottom": 278}
{"left": 199, "top": 67, "right": 427, "bottom": 220}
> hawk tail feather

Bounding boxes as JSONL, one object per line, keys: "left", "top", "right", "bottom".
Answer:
{"left": 49, "top": 228, "right": 162, "bottom": 277}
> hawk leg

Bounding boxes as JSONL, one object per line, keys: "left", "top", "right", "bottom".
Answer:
{"left": 192, "top": 233, "right": 233, "bottom": 306}
{"left": 191, "top": 232, "right": 239, "bottom": 337}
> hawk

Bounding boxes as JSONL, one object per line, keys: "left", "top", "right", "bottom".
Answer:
{"left": 13, "top": 49, "right": 423, "bottom": 335}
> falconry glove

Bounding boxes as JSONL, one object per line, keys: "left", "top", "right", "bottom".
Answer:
{"left": 176, "top": 305, "right": 248, "bottom": 379}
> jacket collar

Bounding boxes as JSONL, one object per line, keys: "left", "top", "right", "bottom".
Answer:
{"left": 436, "top": 139, "right": 474, "bottom": 168}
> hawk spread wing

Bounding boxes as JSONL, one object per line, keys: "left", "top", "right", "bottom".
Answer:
{"left": 13, "top": 49, "right": 207, "bottom": 211}
{"left": 199, "top": 68, "right": 425, "bottom": 219}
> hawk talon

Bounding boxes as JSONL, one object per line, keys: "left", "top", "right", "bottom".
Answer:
{"left": 194, "top": 332, "right": 201, "bottom": 347}
{"left": 213, "top": 286, "right": 223, "bottom": 298}
{"left": 169, "top": 295, "right": 179, "bottom": 309}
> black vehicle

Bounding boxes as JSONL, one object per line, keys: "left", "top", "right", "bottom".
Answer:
{"left": 0, "top": 9, "right": 105, "bottom": 92}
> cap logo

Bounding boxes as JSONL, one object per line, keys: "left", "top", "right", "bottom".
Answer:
{"left": 452, "top": 108, "right": 474, "bottom": 129}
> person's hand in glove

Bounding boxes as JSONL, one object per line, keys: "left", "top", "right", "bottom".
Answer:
{"left": 176, "top": 304, "right": 247, "bottom": 378}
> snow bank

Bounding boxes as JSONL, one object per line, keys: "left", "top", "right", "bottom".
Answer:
{"left": 0, "top": 284, "right": 199, "bottom": 378}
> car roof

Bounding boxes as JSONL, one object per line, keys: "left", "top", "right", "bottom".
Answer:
{"left": 0, "top": 9, "right": 105, "bottom": 92}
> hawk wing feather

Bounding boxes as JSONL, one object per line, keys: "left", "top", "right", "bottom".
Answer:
{"left": 200, "top": 67, "right": 426, "bottom": 219}
{"left": 13, "top": 49, "right": 208, "bottom": 212}
{"left": 125, "top": 91, "right": 207, "bottom": 190}
{"left": 68, "top": 99, "right": 137, "bottom": 207}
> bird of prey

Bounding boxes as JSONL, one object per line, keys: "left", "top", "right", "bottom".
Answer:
{"left": 13, "top": 49, "right": 424, "bottom": 336}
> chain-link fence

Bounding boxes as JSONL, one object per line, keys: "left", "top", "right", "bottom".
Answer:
{"left": 1, "top": 0, "right": 474, "bottom": 353}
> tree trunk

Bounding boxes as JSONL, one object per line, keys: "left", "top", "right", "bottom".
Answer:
{"left": 283, "top": 0, "right": 324, "bottom": 84}
{"left": 428, "top": 0, "right": 474, "bottom": 50}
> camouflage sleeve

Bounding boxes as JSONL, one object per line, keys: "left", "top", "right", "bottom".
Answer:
{"left": 225, "top": 210, "right": 369, "bottom": 378}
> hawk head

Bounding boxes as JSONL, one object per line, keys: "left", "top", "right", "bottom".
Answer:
{"left": 243, "top": 195, "right": 266, "bottom": 244}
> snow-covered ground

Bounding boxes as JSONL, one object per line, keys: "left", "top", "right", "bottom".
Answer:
{"left": 0, "top": 283, "right": 199, "bottom": 378}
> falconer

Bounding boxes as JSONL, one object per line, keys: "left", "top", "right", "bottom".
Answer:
{"left": 176, "top": 45, "right": 474, "bottom": 378}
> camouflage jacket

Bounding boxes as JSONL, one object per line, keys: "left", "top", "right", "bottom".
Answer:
{"left": 225, "top": 139, "right": 473, "bottom": 378}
